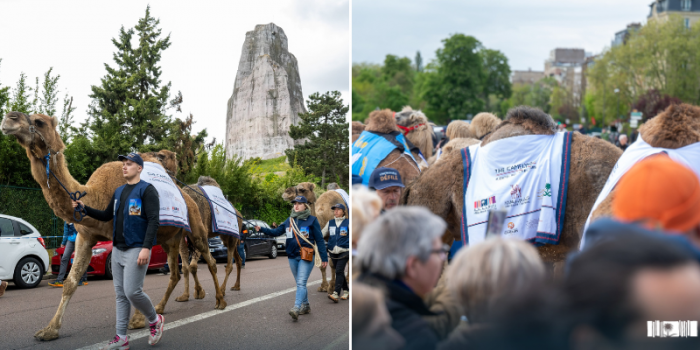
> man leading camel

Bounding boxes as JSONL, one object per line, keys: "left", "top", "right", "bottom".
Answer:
{"left": 369, "top": 167, "right": 404, "bottom": 213}
{"left": 72, "top": 153, "right": 165, "bottom": 349}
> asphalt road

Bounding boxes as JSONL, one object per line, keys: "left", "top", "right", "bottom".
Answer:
{"left": 0, "top": 255, "right": 349, "bottom": 350}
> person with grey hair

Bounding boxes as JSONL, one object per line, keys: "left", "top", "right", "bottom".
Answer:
{"left": 356, "top": 206, "right": 448, "bottom": 350}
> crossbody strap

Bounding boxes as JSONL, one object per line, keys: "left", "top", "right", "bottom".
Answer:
{"left": 291, "top": 218, "right": 321, "bottom": 267}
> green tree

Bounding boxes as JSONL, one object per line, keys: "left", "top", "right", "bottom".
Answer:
{"left": 285, "top": 91, "right": 349, "bottom": 188}
{"left": 88, "top": 5, "right": 179, "bottom": 164}
{"left": 421, "top": 34, "right": 485, "bottom": 124}
{"left": 480, "top": 49, "right": 512, "bottom": 112}
{"left": 0, "top": 71, "right": 35, "bottom": 187}
{"left": 415, "top": 51, "right": 423, "bottom": 72}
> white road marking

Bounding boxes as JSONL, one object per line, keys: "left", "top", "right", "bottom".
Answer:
{"left": 76, "top": 279, "right": 322, "bottom": 350}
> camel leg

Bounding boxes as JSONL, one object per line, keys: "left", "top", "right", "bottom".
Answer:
{"left": 219, "top": 236, "right": 241, "bottom": 294}
{"left": 188, "top": 250, "right": 206, "bottom": 300}
{"left": 175, "top": 236, "right": 192, "bottom": 302}
{"left": 154, "top": 238, "right": 182, "bottom": 314}
{"left": 191, "top": 234, "right": 226, "bottom": 309}
{"left": 230, "top": 237, "right": 242, "bottom": 291}
{"left": 317, "top": 264, "right": 329, "bottom": 292}
{"left": 35, "top": 233, "right": 97, "bottom": 341}
{"left": 327, "top": 257, "right": 337, "bottom": 296}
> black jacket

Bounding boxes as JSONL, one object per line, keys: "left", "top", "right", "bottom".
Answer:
{"left": 357, "top": 272, "right": 440, "bottom": 350}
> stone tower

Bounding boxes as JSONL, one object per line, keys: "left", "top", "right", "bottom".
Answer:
{"left": 225, "top": 23, "right": 306, "bottom": 160}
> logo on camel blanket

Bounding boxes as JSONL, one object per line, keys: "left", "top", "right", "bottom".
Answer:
{"left": 580, "top": 135, "right": 700, "bottom": 249}
{"left": 199, "top": 185, "right": 240, "bottom": 238}
{"left": 142, "top": 162, "right": 191, "bottom": 231}
{"left": 351, "top": 131, "right": 420, "bottom": 186}
{"left": 460, "top": 132, "right": 573, "bottom": 247}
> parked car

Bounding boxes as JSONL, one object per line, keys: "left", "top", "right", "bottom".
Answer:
{"left": 0, "top": 214, "right": 50, "bottom": 288}
{"left": 51, "top": 240, "right": 168, "bottom": 279}
{"left": 207, "top": 236, "right": 228, "bottom": 263}
{"left": 242, "top": 220, "right": 278, "bottom": 259}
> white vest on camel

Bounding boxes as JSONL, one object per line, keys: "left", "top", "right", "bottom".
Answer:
{"left": 462, "top": 132, "right": 572, "bottom": 247}
{"left": 142, "top": 162, "right": 191, "bottom": 231}
{"left": 200, "top": 185, "right": 240, "bottom": 237}
{"left": 580, "top": 135, "right": 700, "bottom": 249}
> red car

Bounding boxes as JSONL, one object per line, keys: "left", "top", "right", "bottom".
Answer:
{"left": 51, "top": 241, "right": 168, "bottom": 279}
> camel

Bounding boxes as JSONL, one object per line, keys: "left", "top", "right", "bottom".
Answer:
{"left": 428, "top": 114, "right": 501, "bottom": 166}
{"left": 354, "top": 109, "right": 422, "bottom": 186}
{"left": 352, "top": 121, "right": 366, "bottom": 142}
{"left": 180, "top": 176, "right": 244, "bottom": 298}
{"left": 428, "top": 138, "right": 481, "bottom": 166}
{"left": 327, "top": 182, "right": 340, "bottom": 190}
{"left": 588, "top": 103, "right": 700, "bottom": 224}
{"left": 313, "top": 189, "right": 349, "bottom": 295}
{"left": 401, "top": 106, "right": 622, "bottom": 270}
{"left": 470, "top": 112, "right": 501, "bottom": 140}
{"left": 395, "top": 106, "right": 434, "bottom": 159}
{"left": 445, "top": 120, "right": 474, "bottom": 140}
{"left": 1, "top": 112, "right": 226, "bottom": 341}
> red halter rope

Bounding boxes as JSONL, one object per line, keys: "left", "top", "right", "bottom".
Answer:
{"left": 396, "top": 123, "right": 426, "bottom": 136}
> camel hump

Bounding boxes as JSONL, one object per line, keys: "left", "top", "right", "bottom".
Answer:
{"left": 365, "top": 109, "right": 398, "bottom": 134}
{"left": 197, "top": 176, "right": 220, "bottom": 187}
{"left": 639, "top": 103, "right": 700, "bottom": 148}
{"left": 471, "top": 112, "right": 502, "bottom": 139}
{"left": 503, "top": 106, "right": 557, "bottom": 134}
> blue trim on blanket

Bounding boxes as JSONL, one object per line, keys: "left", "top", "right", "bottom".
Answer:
{"left": 533, "top": 131, "right": 572, "bottom": 246}
{"left": 198, "top": 185, "right": 240, "bottom": 238}
{"left": 460, "top": 147, "right": 472, "bottom": 246}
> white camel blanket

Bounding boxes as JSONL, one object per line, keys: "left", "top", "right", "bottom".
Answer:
{"left": 580, "top": 135, "right": 700, "bottom": 249}
{"left": 461, "top": 132, "right": 573, "bottom": 246}
{"left": 142, "top": 162, "right": 191, "bottom": 231}
{"left": 335, "top": 189, "right": 349, "bottom": 209}
{"left": 199, "top": 185, "right": 240, "bottom": 237}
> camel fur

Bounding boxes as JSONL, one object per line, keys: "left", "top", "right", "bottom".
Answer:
{"left": 352, "top": 121, "right": 366, "bottom": 141}
{"left": 445, "top": 121, "right": 474, "bottom": 140}
{"left": 471, "top": 112, "right": 501, "bottom": 140}
{"left": 589, "top": 103, "right": 700, "bottom": 223}
{"left": 401, "top": 106, "right": 622, "bottom": 272}
{"left": 314, "top": 189, "right": 349, "bottom": 295}
{"left": 181, "top": 176, "right": 244, "bottom": 297}
{"left": 395, "top": 106, "right": 434, "bottom": 159}
{"left": 428, "top": 138, "right": 481, "bottom": 166}
{"left": 1, "top": 112, "right": 227, "bottom": 341}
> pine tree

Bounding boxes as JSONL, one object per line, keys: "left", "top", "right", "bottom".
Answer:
{"left": 285, "top": 91, "right": 349, "bottom": 188}
{"left": 87, "top": 5, "right": 178, "bottom": 163}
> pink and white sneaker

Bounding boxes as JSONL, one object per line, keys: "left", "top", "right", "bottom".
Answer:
{"left": 100, "top": 335, "right": 129, "bottom": 350}
{"left": 148, "top": 314, "right": 165, "bottom": 345}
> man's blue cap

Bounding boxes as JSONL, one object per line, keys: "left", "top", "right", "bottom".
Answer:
{"left": 291, "top": 195, "right": 308, "bottom": 204}
{"left": 369, "top": 167, "right": 404, "bottom": 190}
{"left": 352, "top": 174, "right": 363, "bottom": 185}
{"left": 331, "top": 202, "right": 346, "bottom": 211}
{"left": 118, "top": 152, "right": 144, "bottom": 168}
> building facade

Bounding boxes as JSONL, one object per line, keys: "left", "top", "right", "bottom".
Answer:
{"left": 649, "top": 0, "right": 700, "bottom": 27}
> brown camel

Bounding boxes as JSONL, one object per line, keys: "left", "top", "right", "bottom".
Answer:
{"left": 355, "top": 109, "right": 422, "bottom": 186}
{"left": 1, "top": 112, "right": 226, "bottom": 341}
{"left": 588, "top": 103, "right": 700, "bottom": 223}
{"left": 428, "top": 114, "right": 501, "bottom": 165}
{"left": 470, "top": 112, "right": 501, "bottom": 139}
{"left": 352, "top": 121, "right": 366, "bottom": 142}
{"left": 314, "top": 189, "right": 349, "bottom": 295}
{"left": 401, "top": 106, "right": 622, "bottom": 270}
{"left": 180, "top": 176, "right": 244, "bottom": 298}
{"left": 445, "top": 120, "right": 474, "bottom": 140}
{"left": 427, "top": 138, "right": 481, "bottom": 166}
{"left": 395, "top": 106, "right": 434, "bottom": 159}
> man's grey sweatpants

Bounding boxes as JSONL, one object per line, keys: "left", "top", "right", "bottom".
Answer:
{"left": 112, "top": 247, "right": 157, "bottom": 336}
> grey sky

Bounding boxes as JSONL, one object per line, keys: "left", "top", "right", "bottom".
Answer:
{"left": 353, "top": 0, "right": 650, "bottom": 71}
{"left": 0, "top": 0, "right": 349, "bottom": 145}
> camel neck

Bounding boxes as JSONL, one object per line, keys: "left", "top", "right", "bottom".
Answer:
{"left": 29, "top": 152, "right": 87, "bottom": 222}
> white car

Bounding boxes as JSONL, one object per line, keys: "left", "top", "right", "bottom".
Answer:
{"left": 0, "top": 214, "right": 50, "bottom": 288}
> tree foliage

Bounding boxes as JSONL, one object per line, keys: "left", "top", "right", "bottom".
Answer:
{"left": 285, "top": 91, "right": 349, "bottom": 188}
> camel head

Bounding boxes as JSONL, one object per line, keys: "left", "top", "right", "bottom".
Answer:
{"left": 365, "top": 109, "right": 398, "bottom": 134}
{"left": 282, "top": 182, "right": 317, "bottom": 203}
{"left": 394, "top": 106, "right": 428, "bottom": 128}
{"left": 197, "top": 175, "right": 220, "bottom": 188}
{"left": 446, "top": 120, "right": 474, "bottom": 139}
{"left": 140, "top": 150, "right": 179, "bottom": 175}
{"left": 351, "top": 121, "right": 365, "bottom": 136}
{"left": 639, "top": 103, "right": 700, "bottom": 149}
{"left": 327, "top": 182, "right": 340, "bottom": 190}
{"left": 1, "top": 112, "right": 65, "bottom": 158}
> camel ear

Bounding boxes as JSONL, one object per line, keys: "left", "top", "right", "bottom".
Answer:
{"left": 310, "top": 183, "right": 316, "bottom": 191}
{"left": 50, "top": 116, "right": 58, "bottom": 129}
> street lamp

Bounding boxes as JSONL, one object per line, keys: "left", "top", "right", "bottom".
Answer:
{"left": 614, "top": 88, "right": 620, "bottom": 122}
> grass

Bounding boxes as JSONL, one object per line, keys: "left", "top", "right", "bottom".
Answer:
{"left": 253, "top": 156, "right": 290, "bottom": 174}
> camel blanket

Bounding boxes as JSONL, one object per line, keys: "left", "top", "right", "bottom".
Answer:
{"left": 461, "top": 132, "right": 573, "bottom": 247}
{"left": 199, "top": 185, "right": 240, "bottom": 238}
{"left": 335, "top": 189, "right": 349, "bottom": 209}
{"left": 142, "top": 162, "right": 191, "bottom": 231}
{"left": 580, "top": 136, "right": 700, "bottom": 249}
{"left": 351, "top": 131, "right": 420, "bottom": 185}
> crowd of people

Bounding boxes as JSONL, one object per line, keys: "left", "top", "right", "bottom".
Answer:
{"left": 352, "top": 150, "right": 700, "bottom": 349}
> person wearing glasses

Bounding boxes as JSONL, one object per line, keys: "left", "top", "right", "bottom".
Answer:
{"left": 355, "top": 206, "right": 448, "bottom": 350}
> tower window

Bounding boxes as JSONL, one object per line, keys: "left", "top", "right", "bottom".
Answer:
{"left": 682, "top": 0, "right": 692, "bottom": 11}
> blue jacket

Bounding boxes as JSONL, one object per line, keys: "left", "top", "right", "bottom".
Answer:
{"left": 61, "top": 223, "right": 78, "bottom": 245}
{"left": 327, "top": 218, "right": 349, "bottom": 250}
{"left": 260, "top": 215, "right": 328, "bottom": 262}
{"left": 113, "top": 180, "right": 156, "bottom": 249}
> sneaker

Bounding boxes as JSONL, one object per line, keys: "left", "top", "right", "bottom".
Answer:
{"left": 299, "top": 303, "right": 311, "bottom": 314}
{"left": 100, "top": 335, "right": 129, "bottom": 350}
{"left": 78, "top": 280, "right": 88, "bottom": 286}
{"left": 158, "top": 268, "right": 169, "bottom": 275}
{"left": 341, "top": 290, "right": 349, "bottom": 300}
{"left": 328, "top": 292, "right": 339, "bottom": 303}
{"left": 148, "top": 314, "right": 165, "bottom": 345}
{"left": 48, "top": 280, "right": 63, "bottom": 287}
{"left": 0, "top": 281, "right": 7, "bottom": 297}
{"left": 289, "top": 306, "right": 300, "bottom": 321}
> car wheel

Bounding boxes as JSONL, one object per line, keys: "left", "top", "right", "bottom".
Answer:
{"left": 268, "top": 244, "right": 277, "bottom": 259}
{"left": 105, "top": 254, "right": 113, "bottom": 280}
{"left": 13, "top": 257, "right": 43, "bottom": 288}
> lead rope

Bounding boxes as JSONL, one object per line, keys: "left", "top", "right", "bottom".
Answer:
{"left": 39, "top": 153, "right": 87, "bottom": 222}
{"left": 291, "top": 218, "right": 321, "bottom": 268}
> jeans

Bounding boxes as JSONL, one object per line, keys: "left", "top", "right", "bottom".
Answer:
{"left": 57, "top": 241, "right": 87, "bottom": 281}
{"left": 237, "top": 242, "right": 246, "bottom": 266}
{"left": 288, "top": 257, "right": 314, "bottom": 308}
{"left": 331, "top": 254, "right": 349, "bottom": 294}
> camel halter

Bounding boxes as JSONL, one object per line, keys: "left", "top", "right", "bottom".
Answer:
{"left": 396, "top": 123, "right": 425, "bottom": 136}
{"left": 24, "top": 113, "right": 87, "bottom": 222}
